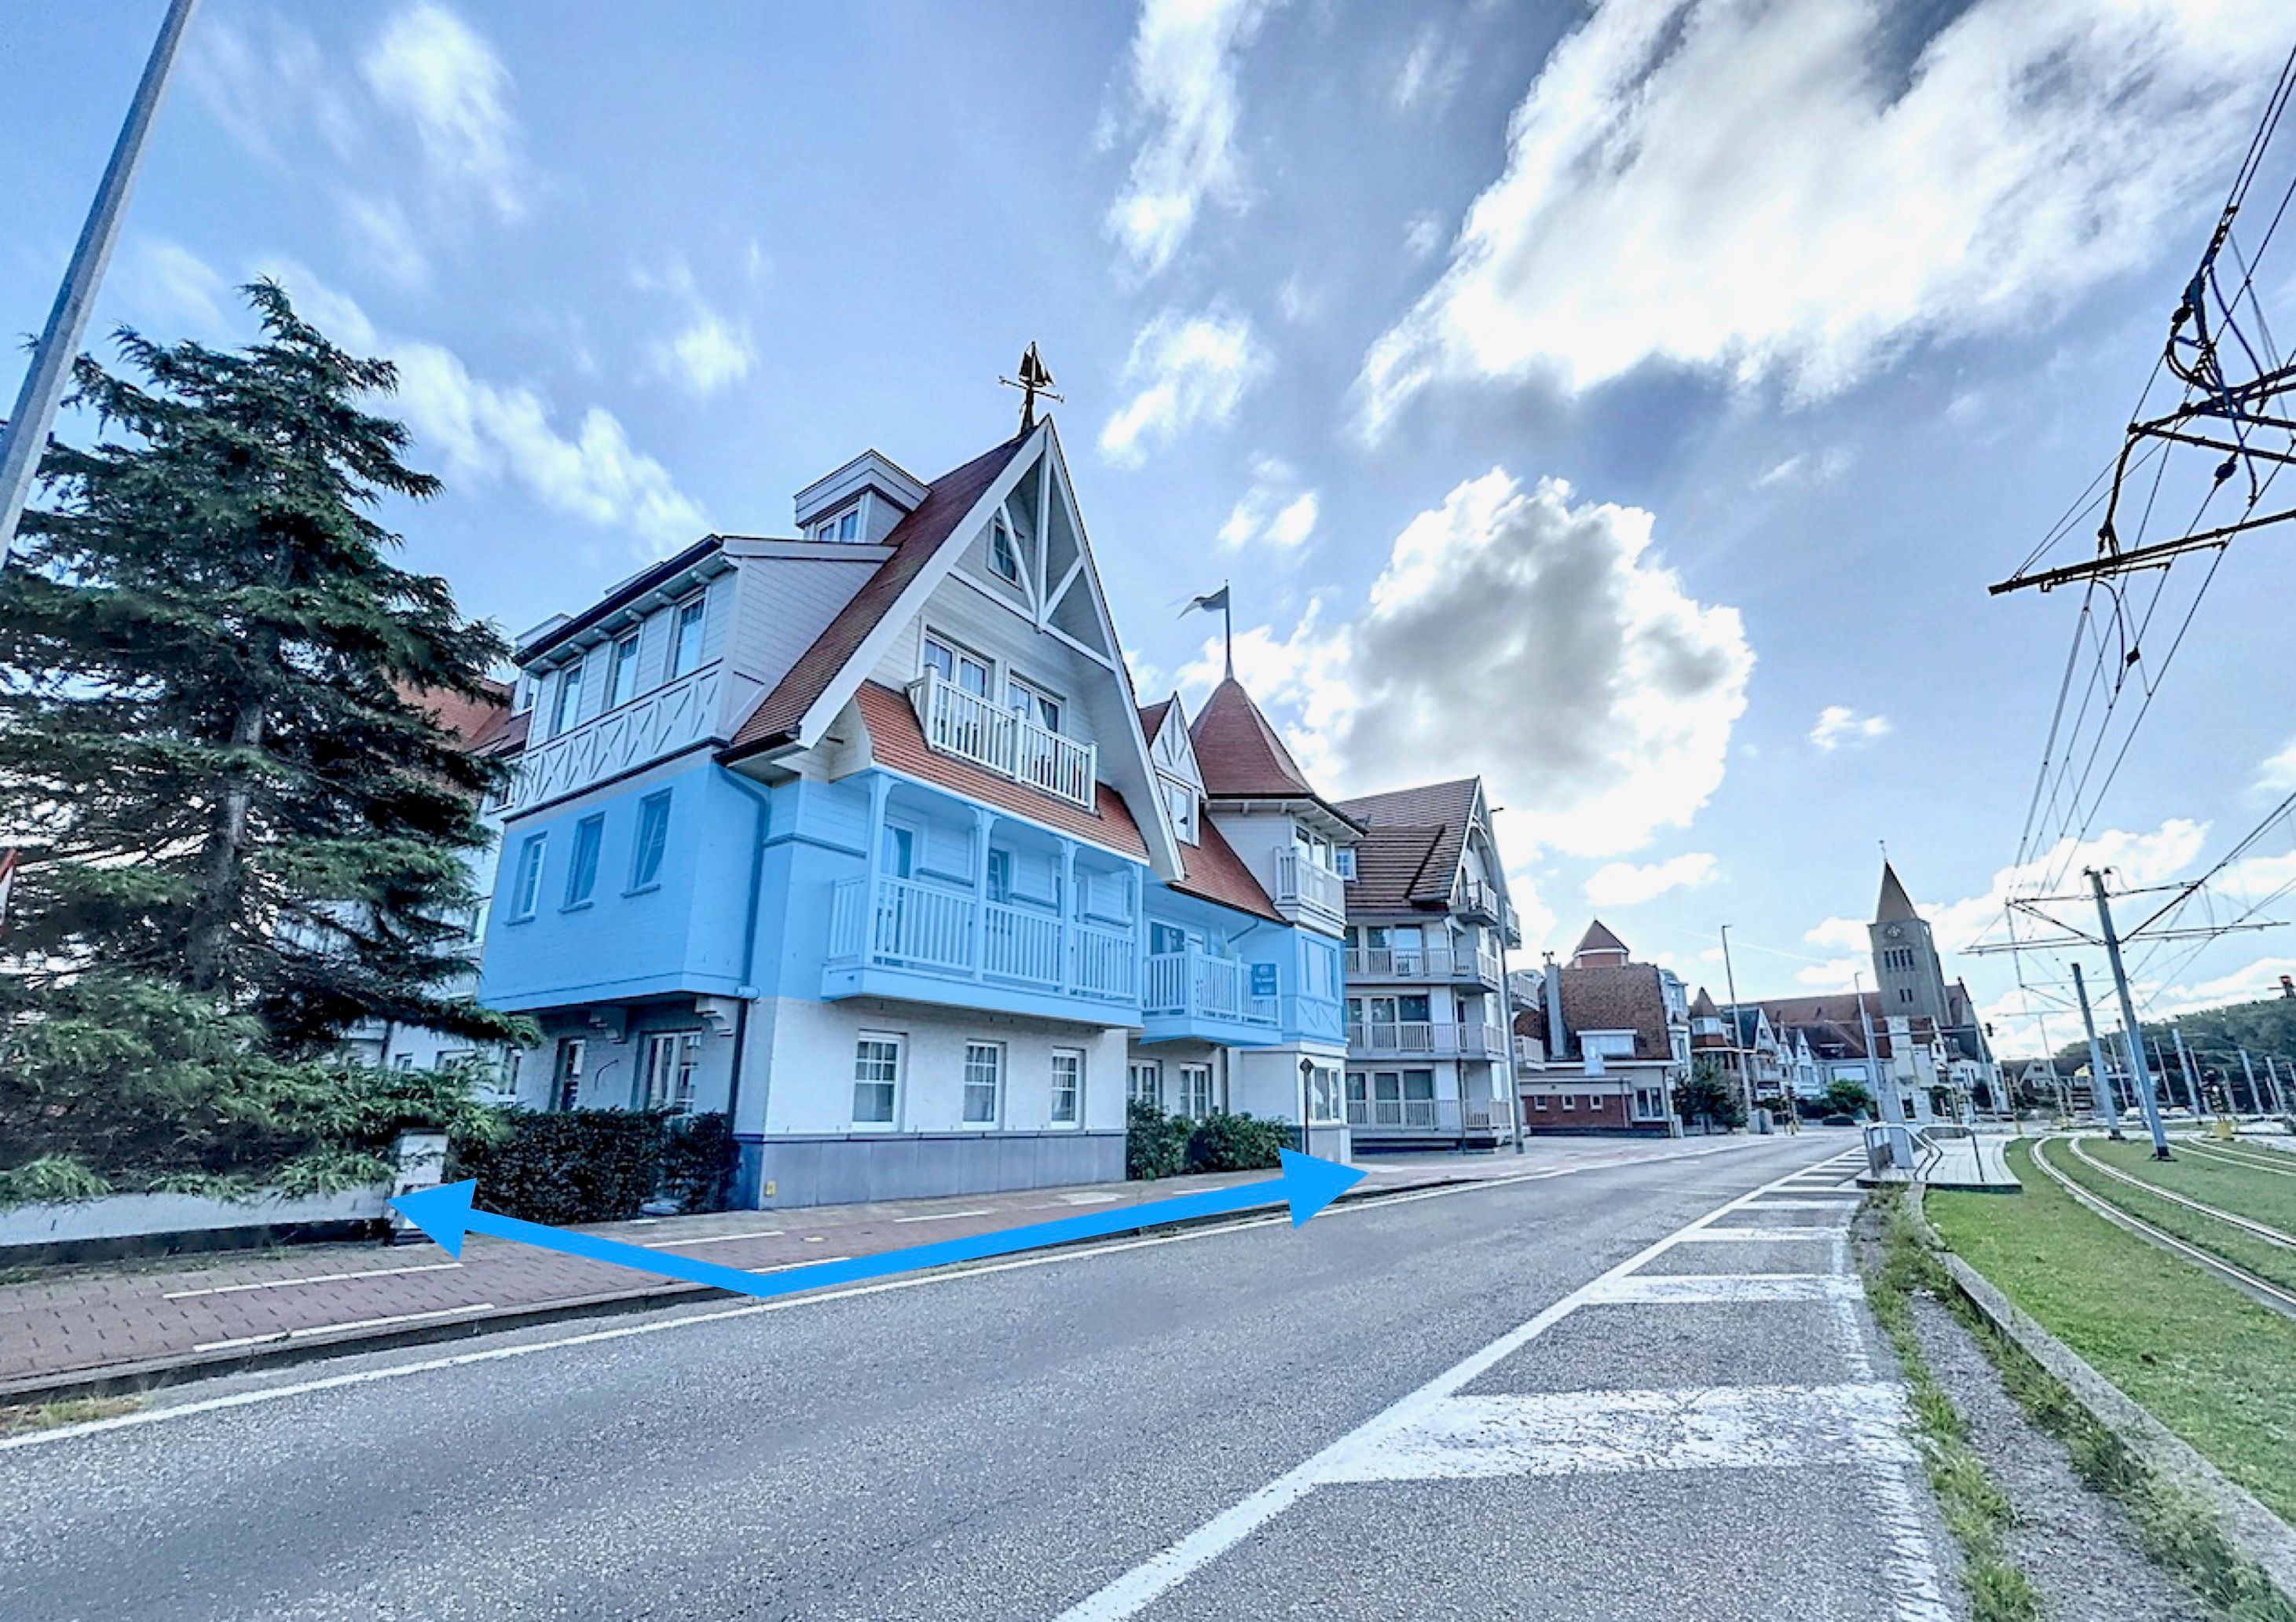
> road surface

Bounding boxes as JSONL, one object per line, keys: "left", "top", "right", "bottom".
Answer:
{"left": 1, "top": 1132, "right": 1956, "bottom": 1620}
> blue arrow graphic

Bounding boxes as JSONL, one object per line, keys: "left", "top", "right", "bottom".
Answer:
{"left": 390, "top": 1149, "right": 1367, "bottom": 1302}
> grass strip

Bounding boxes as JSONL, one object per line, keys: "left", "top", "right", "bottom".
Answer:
{"left": 1927, "top": 1142, "right": 2296, "bottom": 1618}
{"left": 1862, "top": 1190, "right": 2043, "bottom": 1622}
{"left": 0, "top": 1394, "right": 141, "bottom": 1437}
{"left": 2080, "top": 1137, "right": 2296, "bottom": 1243}
{"left": 2046, "top": 1141, "right": 2296, "bottom": 1300}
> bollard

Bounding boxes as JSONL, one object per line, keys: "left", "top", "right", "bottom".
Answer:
{"left": 386, "top": 1129, "right": 450, "bottom": 1246}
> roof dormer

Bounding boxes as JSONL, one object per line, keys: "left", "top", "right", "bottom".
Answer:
{"left": 795, "top": 449, "right": 930, "bottom": 544}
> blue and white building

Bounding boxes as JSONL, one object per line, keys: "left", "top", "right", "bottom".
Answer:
{"left": 477, "top": 419, "right": 1351, "bottom": 1206}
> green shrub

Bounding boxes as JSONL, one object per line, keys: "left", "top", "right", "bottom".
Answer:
{"left": 448, "top": 1109, "right": 736, "bottom": 1225}
{"left": 1185, "top": 1111, "right": 1290, "bottom": 1173}
{"left": 1126, "top": 1097, "right": 1191, "bottom": 1181}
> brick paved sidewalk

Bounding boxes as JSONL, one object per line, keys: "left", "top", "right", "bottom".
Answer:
{"left": 0, "top": 1134, "right": 1782, "bottom": 1403}
{"left": 0, "top": 1158, "right": 1492, "bottom": 1402}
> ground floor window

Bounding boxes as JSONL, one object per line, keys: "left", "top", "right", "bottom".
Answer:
{"left": 1560, "top": 1094, "right": 1577, "bottom": 1111}
{"left": 1129, "top": 1060, "right": 1162, "bottom": 1108}
{"left": 1631, "top": 1086, "right": 1668, "bottom": 1121}
{"left": 639, "top": 1031, "right": 701, "bottom": 1113}
{"left": 1309, "top": 1064, "right": 1343, "bottom": 1124}
{"left": 1050, "top": 1049, "right": 1083, "bottom": 1125}
{"left": 552, "top": 1038, "right": 585, "bottom": 1111}
{"left": 853, "top": 1033, "right": 903, "bottom": 1126}
{"left": 964, "top": 1041, "right": 1004, "bottom": 1125}
{"left": 1177, "top": 1063, "right": 1214, "bottom": 1118}
{"left": 1531, "top": 1094, "right": 1549, "bottom": 1111}
{"left": 1346, "top": 1067, "right": 1435, "bottom": 1126}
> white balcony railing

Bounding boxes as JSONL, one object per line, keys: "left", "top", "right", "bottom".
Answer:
{"left": 1456, "top": 877, "right": 1502, "bottom": 923}
{"left": 907, "top": 671, "right": 1096, "bottom": 809}
{"left": 1344, "top": 943, "right": 1501, "bottom": 984}
{"left": 1342, "top": 1097, "right": 1514, "bottom": 1135}
{"left": 828, "top": 874, "right": 1136, "bottom": 1003}
{"left": 1144, "top": 948, "right": 1278, "bottom": 1028}
{"left": 1346, "top": 1020, "right": 1503, "bottom": 1057}
{"left": 1514, "top": 1034, "right": 1543, "bottom": 1068}
{"left": 1275, "top": 849, "right": 1346, "bottom": 921}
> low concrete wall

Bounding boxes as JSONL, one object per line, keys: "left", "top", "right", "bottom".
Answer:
{"left": 0, "top": 1186, "right": 387, "bottom": 1260}
{"left": 735, "top": 1130, "right": 1126, "bottom": 1209}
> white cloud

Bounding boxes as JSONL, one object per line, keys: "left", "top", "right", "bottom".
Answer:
{"left": 115, "top": 238, "right": 233, "bottom": 341}
{"left": 1103, "top": 0, "right": 1282, "bottom": 279}
{"left": 1754, "top": 446, "right": 1851, "bottom": 489}
{"left": 1584, "top": 852, "right": 1719, "bottom": 907}
{"left": 340, "top": 194, "right": 430, "bottom": 288}
{"left": 361, "top": 2, "right": 529, "bottom": 221}
{"left": 637, "top": 262, "right": 756, "bottom": 398}
{"left": 1220, "top": 456, "right": 1318, "bottom": 550}
{"left": 1355, "top": 0, "right": 2295, "bottom": 438}
{"left": 1183, "top": 470, "right": 1753, "bottom": 859}
{"left": 185, "top": 14, "right": 355, "bottom": 167}
{"left": 1809, "top": 705, "right": 1890, "bottom": 752}
{"left": 2258, "top": 735, "right": 2296, "bottom": 793}
{"left": 1794, "top": 957, "right": 1866, "bottom": 992}
{"left": 262, "top": 259, "right": 706, "bottom": 555}
{"left": 1391, "top": 24, "right": 1466, "bottom": 115}
{"left": 1404, "top": 211, "right": 1445, "bottom": 262}
{"left": 1100, "top": 306, "right": 1266, "bottom": 467}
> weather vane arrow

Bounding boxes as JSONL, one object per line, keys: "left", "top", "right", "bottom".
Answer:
{"left": 391, "top": 1150, "right": 1368, "bottom": 1299}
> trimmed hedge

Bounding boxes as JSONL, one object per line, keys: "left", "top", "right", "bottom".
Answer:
{"left": 449, "top": 1109, "right": 736, "bottom": 1225}
{"left": 1126, "top": 1099, "right": 1291, "bottom": 1180}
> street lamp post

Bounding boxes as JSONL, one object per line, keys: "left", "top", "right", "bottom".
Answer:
{"left": 1719, "top": 924, "right": 1755, "bottom": 1131}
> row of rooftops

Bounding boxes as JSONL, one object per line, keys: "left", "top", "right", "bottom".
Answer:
{"left": 419, "top": 422, "right": 1518, "bottom": 939}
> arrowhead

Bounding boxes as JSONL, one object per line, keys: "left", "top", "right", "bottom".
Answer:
{"left": 1277, "top": 1149, "right": 1366, "bottom": 1227}
{"left": 390, "top": 1179, "right": 477, "bottom": 1255}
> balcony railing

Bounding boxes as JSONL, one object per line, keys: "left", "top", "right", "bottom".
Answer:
{"left": 907, "top": 671, "right": 1096, "bottom": 809}
{"left": 1514, "top": 1034, "right": 1543, "bottom": 1068}
{"left": 828, "top": 874, "right": 1136, "bottom": 1002}
{"left": 1344, "top": 943, "right": 1501, "bottom": 984}
{"left": 1344, "top": 1097, "right": 1514, "bottom": 1136}
{"left": 1144, "top": 948, "right": 1278, "bottom": 1029}
{"left": 1346, "top": 1020, "right": 1503, "bottom": 1058}
{"left": 1455, "top": 877, "right": 1502, "bottom": 924}
{"left": 1274, "top": 849, "right": 1346, "bottom": 922}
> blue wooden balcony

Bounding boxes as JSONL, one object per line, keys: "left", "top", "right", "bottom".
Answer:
{"left": 823, "top": 873, "right": 1140, "bottom": 1023}
{"left": 1139, "top": 947, "right": 1283, "bottom": 1049}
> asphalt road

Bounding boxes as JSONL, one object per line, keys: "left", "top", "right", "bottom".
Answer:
{"left": 0, "top": 1132, "right": 1957, "bottom": 1622}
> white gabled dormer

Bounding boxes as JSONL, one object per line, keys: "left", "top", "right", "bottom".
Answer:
{"left": 795, "top": 449, "right": 930, "bottom": 544}
{"left": 1142, "top": 694, "right": 1204, "bottom": 847}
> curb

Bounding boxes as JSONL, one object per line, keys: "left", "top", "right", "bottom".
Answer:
{"left": 1908, "top": 1190, "right": 2296, "bottom": 1608}
{"left": 0, "top": 1170, "right": 1478, "bottom": 1411}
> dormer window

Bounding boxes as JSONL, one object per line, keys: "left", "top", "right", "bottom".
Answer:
{"left": 1334, "top": 848, "right": 1356, "bottom": 880}
{"left": 1163, "top": 779, "right": 1197, "bottom": 844}
{"left": 668, "top": 593, "right": 707, "bottom": 679}
{"left": 988, "top": 515, "right": 1021, "bottom": 583}
{"left": 810, "top": 505, "right": 862, "bottom": 542}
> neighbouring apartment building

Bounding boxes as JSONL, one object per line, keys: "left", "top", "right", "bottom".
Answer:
{"left": 474, "top": 417, "right": 1353, "bottom": 1206}
{"left": 1335, "top": 777, "right": 1525, "bottom": 1150}
{"left": 1517, "top": 921, "right": 1688, "bottom": 1135}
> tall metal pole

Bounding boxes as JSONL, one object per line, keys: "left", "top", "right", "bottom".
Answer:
{"left": 2089, "top": 868, "right": 2170, "bottom": 1158}
{"left": 2269, "top": 1054, "right": 2292, "bottom": 1117}
{"left": 2171, "top": 1021, "right": 2205, "bottom": 1118}
{"left": 1719, "top": 924, "right": 1754, "bottom": 1129}
{"left": 2071, "top": 962, "right": 2123, "bottom": 1138}
{"left": 0, "top": 0, "right": 201, "bottom": 564}
{"left": 2240, "top": 1049, "right": 2261, "bottom": 1119}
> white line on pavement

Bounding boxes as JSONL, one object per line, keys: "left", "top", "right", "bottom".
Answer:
{"left": 1680, "top": 1227, "right": 1836, "bottom": 1243}
{"left": 1315, "top": 1382, "right": 1914, "bottom": 1482}
{"left": 1580, "top": 1273, "right": 1861, "bottom": 1305}
{"left": 894, "top": 1208, "right": 998, "bottom": 1224}
{"left": 2, "top": 1141, "right": 1853, "bottom": 1454}
{"left": 192, "top": 1305, "right": 496, "bottom": 1353}
{"left": 163, "top": 1261, "right": 463, "bottom": 1300}
{"left": 639, "top": 1230, "right": 783, "bottom": 1248}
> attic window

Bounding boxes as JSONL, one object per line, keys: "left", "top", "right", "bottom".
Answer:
{"left": 1163, "top": 780, "right": 1197, "bottom": 844}
{"left": 1334, "top": 848, "right": 1356, "bottom": 880}
{"left": 989, "top": 516, "right": 1020, "bottom": 583}
{"left": 811, "top": 507, "right": 862, "bottom": 543}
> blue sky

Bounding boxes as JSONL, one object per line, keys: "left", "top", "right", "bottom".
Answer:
{"left": 9, "top": 0, "right": 2296, "bottom": 1053}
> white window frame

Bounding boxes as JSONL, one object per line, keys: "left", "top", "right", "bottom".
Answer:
{"left": 1163, "top": 780, "right": 1197, "bottom": 844}
{"left": 852, "top": 1032, "right": 903, "bottom": 1128}
{"left": 1050, "top": 1048, "right": 1084, "bottom": 1126}
{"left": 1128, "top": 1060, "right": 1163, "bottom": 1108}
{"left": 608, "top": 630, "right": 642, "bottom": 709}
{"left": 962, "top": 1040, "right": 1004, "bottom": 1126}
{"left": 511, "top": 833, "right": 547, "bottom": 919}
{"left": 1005, "top": 672, "right": 1062, "bottom": 733}
{"left": 1177, "top": 1063, "right": 1214, "bottom": 1119}
{"left": 668, "top": 591, "right": 708, "bottom": 679}
{"left": 1333, "top": 847, "right": 1356, "bottom": 880}
{"left": 638, "top": 1031, "right": 701, "bottom": 1114}
{"left": 551, "top": 1037, "right": 585, "bottom": 1111}
{"left": 564, "top": 814, "right": 604, "bottom": 908}
{"left": 921, "top": 629, "right": 991, "bottom": 697}
{"left": 551, "top": 659, "right": 585, "bottom": 737}
{"left": 629, "top": 790, "right": 672, "bottom": 891}
{"left": 988, "top": 514, "right": 1021, "bottom": 583}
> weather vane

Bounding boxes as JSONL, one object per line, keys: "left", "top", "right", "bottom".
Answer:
{"left": 1001, "top": 342, "right": 1061, "bottom": 431}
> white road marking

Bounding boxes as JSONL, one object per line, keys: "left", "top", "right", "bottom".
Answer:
{"left": 1580, "top": 1272, "right": 1859, "bottom": 1305}
{"left": 163, "top": 1261, "right": 463, "bottom": 1300}
{"left": 639, "top": 1229, "right": 782, "bottom": 1248}
{"left": 1315, "top": 1383, "right": 1914, "bottom": 1482}
{"left": 2, "top": 1142, "right": 1854, "bottom": 1455}
{"left": 1680, "top": 1227, "right": 1835, "bottom": 1243}
{"left": 1738, "top": 1197, "right": 1862, "bottom": 1210}
{"left": 894, "top": 1207, "right": 998, "bottom": 1224}
{"left": 192, "top": 1305, "right": 495, "bottom": 1353}
{"left": 1049, "top": 1153, "right": 1868, "bottom": 1622}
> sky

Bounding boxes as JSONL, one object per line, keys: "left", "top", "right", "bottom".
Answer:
{"left": 9, "top": 0, "right": 2296, "bottom": 1056}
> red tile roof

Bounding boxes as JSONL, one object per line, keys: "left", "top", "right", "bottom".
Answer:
{"left": 1190, "top": 677, "right": 1317, "bottom": 797}
{"left": 1558, "top": 963, "right": 1674, "bottom": 1060}
{"left": 1334, "top": 778, "right": 1481, "bottom": 912}
{"left": 1170, "top": 815, "right": 1283, "bottom": 922}
{"left": 1137, "top": 697, "right": 1174, "bottom": 742}
{"left": 726, "top": 431, "right": 1032, "bottom": 756}
{"left": 853, "top": 682, "right": 1148, "bottom": 861}
{"left": 401, "top": 678, "right": 523, "bottom": 756}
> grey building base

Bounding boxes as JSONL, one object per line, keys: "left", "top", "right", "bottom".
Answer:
{"left": 735, "top": 1130, "right": 1126, "bottom": 1209}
